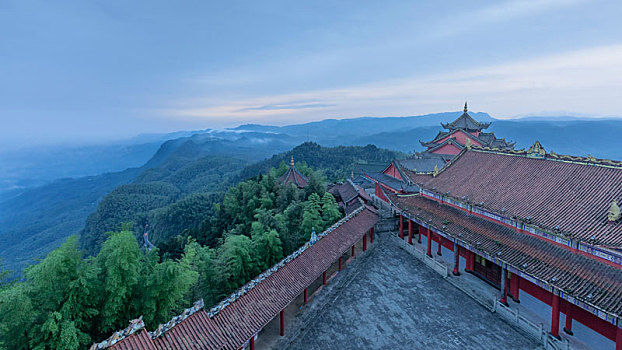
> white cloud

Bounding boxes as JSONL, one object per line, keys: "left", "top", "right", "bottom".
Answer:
{"left": 159, "top": 43, "right": 622, "bottom": 125}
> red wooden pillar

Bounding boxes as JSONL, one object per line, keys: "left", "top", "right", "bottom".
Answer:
{"left": 279, "top": 309, "right": 285, "bottom": 336}
{"left": 436, "top": 235, "right": 442, "bottom": 256}
{"left": 510, "top": 274, "right": 520, "bottom": 302}
{"left": 351, "top": 245, "right": 355, "bottom": 257}
{"left": 417, "top": 224, "right": 421, "bottom": 243}
{"left": 339, "top": 257, "right": 343, "bottom": 271}
{"left": 563, "top": 304, "right": 573, "bottom": 335}
{"left": 465, "top": 251, "right": 474, "bottom": 272}
{"left": 453, "top": 244, "right": 460, "bottom": 276}
{"left": 407, "top": 220, "right": 413, "bottom": 245}
{"left": 303, "top": 288, "right": 308, "bottom": 304}
{"left": 500, "top": 267, "right": 508, "bottom": 305}
{"left": 323, "top": 271, "right": 327, "bottom": 285}
{"left": 426, "top": 227, "right": 432, "bottom": 257}
{"left": 616, "top": 324, "right": 622, "bottom": 350}
{"left": 363, "top": 233, "right": 367, "bottom": 251}
{"left": 250, "top": 336, "right": 255, "bottom": 350}
{"left": 399, "top": 215, "right": 404, "bottom": 239}
{"left": 370, "top": 227, "right": 374, "bottom": 243}
{"left": 551, "top": 291, "right": 561, "bottom": 339}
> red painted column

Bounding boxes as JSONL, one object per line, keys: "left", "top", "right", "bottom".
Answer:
{"left": 436, "top": 235, "right": 442, "bottom": 256}
{"left": 339, "top": 257, "right": 343, "bottom": 271}
{"left": 453, "top": 244, "right": 460, "bottom": 276}
{"left": 500, "top": 267, "right": 508, "bottom": 305}
{"left": 370, "top": 227, "right": 374, "bottom": 243}
{"left": 303, "top": 288, "right": 308, "bottom": 304}
{"left": 426, "top": 227, "right": 432, "bottom": 257}
{"left": 351, "top": 245, "right": 355, "bottom": 257}
{"left": 323, "top": 271, "right": 327, "bottom": 285}
{"left": 464, "top": 251, "right": 473, "bottom": 272}
{"left": 417, "top": 224, "right": 422, "bottom": 243}
{"left": 616, "top": 324, "right": 622, "bottom": 350}
{"left": 564, "top": 304, "right": 573, "bottom": 335}
{"left": 250, "top": 336, "right": 255, "bottom": 350}
{"left": 510, "top": 275, "right": 520, "bottom": 302}
{"left": 280, "top": 309, "right": 285, "bottom": 336}
{"left": 363, "top": 233, "right": 367, "bottom": 251}
{"left": 399, "top": 215, "right": 404, "bottom": 239}
{"left": 407, "top": 220, "right": 413, "bottom": 245}
{"left": 551, "top": 291, "right": 561, "bottom": 339}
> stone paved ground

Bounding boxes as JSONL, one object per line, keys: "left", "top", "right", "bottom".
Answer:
{"left": 283, "top": 232, "right": 539, "bottom": 350}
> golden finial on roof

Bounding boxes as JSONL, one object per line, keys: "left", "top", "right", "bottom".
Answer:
{"left": 433, "top": 164, "right": 439, "bottom": 177}
{"left": 608, "top": 200, "right": 620, "bottom": 222}
{"left": 464, "top": 102, "right": 468, "bottom": 113}
{"left": 290, "top": 155, "right": 295, "bottom": 167}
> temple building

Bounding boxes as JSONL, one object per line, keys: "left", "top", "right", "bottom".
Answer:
{"left": 375, "top": 141, "right": 622, "bottom": 349}
{"left": 420, "top": 102, "right": 514, "bottom": 156}
{"left": 278, "top": 156, "right": 308, "bottom": 188}
{"left": 328, "top": 179, "right": 372, "bottom": 215}
{"left": 365, "top": 103, "right": 515, "bottom": 199}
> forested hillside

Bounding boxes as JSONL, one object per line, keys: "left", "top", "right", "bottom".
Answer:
{"left": 80, "top": 142, "right": 401, "bottom": 256}
{"left": 80, "top": 156, "right": 247, "bottom": 255}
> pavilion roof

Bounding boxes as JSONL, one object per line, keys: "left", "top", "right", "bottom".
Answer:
{"left": 389, "top": 194, "right": 622, "bottom": 318}
{"left": 441, "top": 104, "right": 491, "bottom": 131}
{"left": 99, "top": 205, "right": 378, "bottom": 350}
{"left": 418, "top": 146, "right": 622, "bottom": 247}
{"left": 279, "top": 165, "right": 308, "bottom": 188}
{"left": 419, "top": 129, "right": 514, "bottom": 150}
{"left": 364, "top": 171, "right": 419, "bottom": 193}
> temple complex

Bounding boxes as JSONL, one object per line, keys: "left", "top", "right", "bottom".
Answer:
{"left": 93, "top": 105, "right": 621, "bottom": 350}
{"left": 377, "top": 141, "right": 622, "bottom": 350}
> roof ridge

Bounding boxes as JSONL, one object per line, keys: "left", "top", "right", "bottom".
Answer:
{"left": 90, "top": 316, "right": 147, "bottom": 349}
{"left": 470, "top": 143, "right": 622, "bottom": 169}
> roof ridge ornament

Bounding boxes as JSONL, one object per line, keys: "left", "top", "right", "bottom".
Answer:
{"left": 290, "top": 155, "right": 295, "bottom": 167}
{"left": 464, "top": 101, "right": 468, "bottom": 113}
{"left": 608, "top": 200, "right": 620, "bottom": 222}
{"left": 433, "top": 164, "right": 439, "bottom": 177}
{"left": 465, "top": 137, "right": 472, "bottom": 150}
{"left": 526, "top": 141, "right": 546, "bottom": 159}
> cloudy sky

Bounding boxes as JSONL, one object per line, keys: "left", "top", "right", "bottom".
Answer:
{"left": 1, "top": 0, "right": 622, "bottom": 146}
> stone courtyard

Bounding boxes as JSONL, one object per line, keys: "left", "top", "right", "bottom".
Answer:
{"left": 276, "top": 231, "right": 539, "bottom": 350}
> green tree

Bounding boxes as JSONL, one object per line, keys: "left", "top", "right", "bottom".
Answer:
{"left": 24, "top": 236, "right": 98, "bottom": 350}
{"left": 301, "top": 193, "right": 323, "bottom": 241}
{"left": 136, "top": 255, "right": 198, "bottom": 328}
{"left": 95, "top": 231, "right": 141, "bottom": 335}
{"left": 182, "top": 240, "right": 216, "bottom": 306}
{"left": 214, "top": 235, "right": 256, "bottom": 297}
{"left": 0, "top": 285, "right": 34, "bottom": 350}
{"left": 321, "top": 193, "right": 342, "bottom": 228}
{"left": 251, "top": 225, "right": 283, "bottom": 271}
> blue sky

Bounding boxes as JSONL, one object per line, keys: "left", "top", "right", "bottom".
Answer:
{"left": 1, "top": 0, "right": 622, "bottom": 146}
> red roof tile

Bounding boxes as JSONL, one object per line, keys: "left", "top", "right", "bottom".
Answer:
{"left": 419, "top": 149, "right": 622, "bottom": 247}
{"left": 391, "top": 194, "right": 622, "bottom": 317}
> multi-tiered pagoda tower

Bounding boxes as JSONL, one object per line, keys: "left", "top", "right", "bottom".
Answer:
{"left": 420, "top": 102, "right": 514, "bottom": 156}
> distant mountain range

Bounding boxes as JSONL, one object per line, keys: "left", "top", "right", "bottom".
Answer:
{"left": 1, "top": 111, "right": 621, "bottom": 274}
